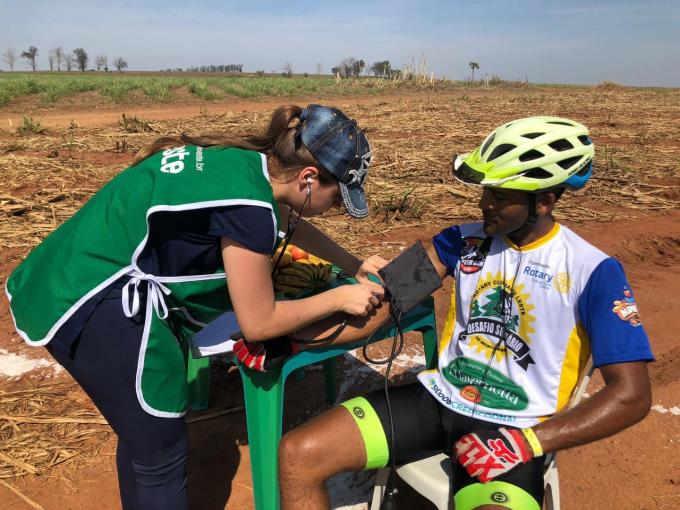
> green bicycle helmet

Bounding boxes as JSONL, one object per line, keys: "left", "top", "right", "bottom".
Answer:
{"left": 453, "top": 116, "right": 594, "bottom": 192}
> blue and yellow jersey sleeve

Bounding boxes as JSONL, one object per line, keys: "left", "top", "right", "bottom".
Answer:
{"left": 578, "top": 257, "right": 654, "bottom": 367}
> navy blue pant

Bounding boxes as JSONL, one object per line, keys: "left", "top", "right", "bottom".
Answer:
{"left": 47, "top": 283, "right": 188, "bottom": 510}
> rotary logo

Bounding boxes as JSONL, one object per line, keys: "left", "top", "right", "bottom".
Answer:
{"left": 612, "top": 288, "right": 641, "bottom": 326}
{"left": 553, "top": 272, "right": 571, "bottom": 294}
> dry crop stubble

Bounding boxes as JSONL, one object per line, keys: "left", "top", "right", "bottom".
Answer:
{"left": 0, "top": 87, "right": 679, "bottom": 494}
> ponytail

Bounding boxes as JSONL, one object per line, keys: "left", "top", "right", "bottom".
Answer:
{"left": 132, "top": 105, "right": 332, "bottom": 183}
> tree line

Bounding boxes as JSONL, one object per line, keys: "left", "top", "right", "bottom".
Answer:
{"left": 166, "top": 64, "right": 244, "bottom": 73}
{"left": 2, "top": 47, "right": 482, "bottom": 81}
{"left": 330, "top": 58, "right": 397, "bottom": 78}
{"left": 1, "top": 46, "right": 128, "bottom": 72}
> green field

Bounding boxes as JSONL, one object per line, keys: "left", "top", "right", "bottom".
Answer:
{"left": 0, "top": 72, "right": 465, "bottom": 108}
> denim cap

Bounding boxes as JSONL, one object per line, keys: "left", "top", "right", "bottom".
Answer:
{"left": 298, "top": 104, "right": 371, "bottom": 218}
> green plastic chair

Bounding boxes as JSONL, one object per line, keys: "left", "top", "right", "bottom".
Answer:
{"left": 238, "top": 296, "right": 438, "bottom": 510}
{"left": 187, "top": 353, "right": 211, "bottom": 411}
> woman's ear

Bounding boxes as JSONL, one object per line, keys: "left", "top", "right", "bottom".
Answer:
{"left": 299, "top": 166, "right": 320, "bottom": 187}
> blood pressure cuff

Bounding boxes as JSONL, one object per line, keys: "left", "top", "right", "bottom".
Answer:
{"left": 378, "top": 241, "right": 442, "bottom": 315}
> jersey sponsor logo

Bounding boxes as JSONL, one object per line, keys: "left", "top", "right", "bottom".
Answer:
{"left": 464, "top": 272, "right": 537, "bottom": 371}
{"left": 352, "top": 406, "right": 366, "bottom": 419}
{"left": 442, "top": 357, "right": 529, "bottom": 410}
{"left": 459, "top": 237, "right": 490, "bottom": 274}
{"left": 460, "top": 385, "right": 481, "bottom": 403}
{"left": 159, "top": 146, "right": 191, "bottom": 174}
{"left": 427, "top": 379, "right": 517, "bottom": 422}
{"left": 612, "top": 287, "right": 641, "bottom": 326}
{"left": 522, "top": 263, "right": 561, "bottom": 291}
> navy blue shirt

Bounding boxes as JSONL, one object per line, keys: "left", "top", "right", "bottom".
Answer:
{"left": 52, "top": 205, "right": 275, "bottom": 353}
{"left": 137, "top": 205, "right": 275, "bottom": 276}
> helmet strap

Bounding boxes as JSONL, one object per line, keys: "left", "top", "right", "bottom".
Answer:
{"left": 506, "top": 193, "right": 537, "bottom": 237}
{"left": 526, "top": 193, "right": 538, "bottom": 226}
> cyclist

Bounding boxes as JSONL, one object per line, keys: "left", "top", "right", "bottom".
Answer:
{"left": 6, "top": 104, "right": 384, "bottom": 510}
{"left": 277, "top": 116, "right": 654, "bottom": 510}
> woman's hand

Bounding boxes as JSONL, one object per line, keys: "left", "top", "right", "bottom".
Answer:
{"left": 354, "top": 255, "right": 390, "bottom": 284}
{"left": 330, "top": 282, "right": 385, "bottom": 316}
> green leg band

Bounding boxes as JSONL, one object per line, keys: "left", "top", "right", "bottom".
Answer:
{"left": 454, "top": 480, "right": 540, "bottom": 510}
{"left": 340, "top": 396, "right": 389, "bottom": 470}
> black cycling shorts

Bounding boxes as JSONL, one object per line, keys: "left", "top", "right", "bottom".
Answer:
{"left": 340, "top": 382, "right": 544, "bottom": 509}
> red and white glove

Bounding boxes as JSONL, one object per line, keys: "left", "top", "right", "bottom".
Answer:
{"left": 454, "top": 427, "right": 533, "bottom": 483}
{"left": 232, "top": 337, "right": 297, "bottom": 372}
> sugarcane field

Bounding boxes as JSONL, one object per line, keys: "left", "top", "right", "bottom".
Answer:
{"left": 1, "top": 73, "right": 678, "bottom": 509}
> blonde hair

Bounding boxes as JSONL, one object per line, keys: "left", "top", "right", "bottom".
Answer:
{"left": 132, "top": 104, "right": 332, "bottom": 183}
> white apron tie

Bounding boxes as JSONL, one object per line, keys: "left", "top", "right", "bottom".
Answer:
{"left": 122, "top": 270, "right": 172, "bottom": 319}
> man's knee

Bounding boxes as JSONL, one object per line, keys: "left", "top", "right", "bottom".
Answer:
{"left": 279, "top": 428, "right": 325, "bottom": 479}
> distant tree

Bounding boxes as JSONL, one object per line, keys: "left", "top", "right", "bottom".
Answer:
{"left": 54, "top": 47, "right": 64, "bottom": 71}
{"left": 370, "top": 60, "right": 392, "bottom": 78}
{"left": 351, "top": 59, "right": 365, "bottom": 77}
{"left": 21, "top": 46, "right": 38, "bottom": 72}
{"left": 315, "top": 62, "right": 323, "bottom": 75}
{"left": 468, "top": 61, "right": 479, "bottom": 83}
{"left": 334, "top": 57, "right": 365, "bottom": 78}
{"left": 2, "top": 47, "right": 17, "bottom": 71}
{"left": 73, "top": 48, "right": 88, "bottom": 71}
{"left": 65, "top": 53, "right": 76, "bottom": 71}
{"left": 95, "top": 54, "right": 107, "bottom": 71}
{"left": 113, "top": 57, "right": 128, "bottom": 72}
{"left": 282, "top": 62, "right": 293, "bottom": 78}
{"left": 48, "top": 49, "right": 56, "bottom": 71}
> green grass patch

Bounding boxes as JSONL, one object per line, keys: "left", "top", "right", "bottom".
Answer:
{"left": 187, "top": 80, "right": 222, "bottom": 101}
{"left": 0, "top": 72, "right": 481, "bottom": 108}
{"left": 17, "top": 116, "right": 46, "bottom": 135}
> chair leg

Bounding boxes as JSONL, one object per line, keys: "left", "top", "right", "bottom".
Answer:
{"left": 370, "top": 468, "right": 390, "bottom": 510}
{"left": 187, "top": 354, "right": 210, "bottom": 411}
{"left": 239, "top": 366, "right": 286, "bottom": 510}
{"left": 544, "top": 463, "right": 560, "bottom": 510}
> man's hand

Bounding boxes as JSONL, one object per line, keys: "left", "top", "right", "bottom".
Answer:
{"left": 354, "top": 255, "right": 390, "bottom": 284}
{"left": 233, "top": 337, "right": 296, "bottom": 372}
{"left": 454, "top": 428, "right": 533, "bottom": 482}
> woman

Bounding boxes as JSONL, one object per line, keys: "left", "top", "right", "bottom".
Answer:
{"left": 6, "top": 104, "right": 384, "bottom": 509}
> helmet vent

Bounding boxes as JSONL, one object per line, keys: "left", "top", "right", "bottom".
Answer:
{"left": 519, "top": 149, "right": 544, "bottom": 162}
{"left": 481, "top": 133, "right": 496, "bottom": 157}
{"left": 522, "top": 132, "right": 544, "bottom": 139}
{"left": 557, "top": 156, "right": 582, "bottom": 170}
{"left": 523, "top": 168, "right": 553, "bottom": 179}
{"left": 488, "top": 143, "right": 516, "bottom": 161}
{"left": 548, "top": 139, "right": 574, "bottom": 152}
{"left": 578, "top": 135, "right": 592, "bottom": 145}
{"left": 547, "top": 121, "right": 574, "bottom": 126}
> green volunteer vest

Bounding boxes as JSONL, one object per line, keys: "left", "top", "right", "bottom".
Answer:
{"left": 6, "top": 146, "right": 281, "bottom": 416}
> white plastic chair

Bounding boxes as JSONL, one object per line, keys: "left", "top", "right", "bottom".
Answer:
{"left": 371, "top": 358, "right": 594, "bottom": 510}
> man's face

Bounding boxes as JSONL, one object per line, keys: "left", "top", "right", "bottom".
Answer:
{"left": 477, "top": 187, "right": 530, "bottom": 236}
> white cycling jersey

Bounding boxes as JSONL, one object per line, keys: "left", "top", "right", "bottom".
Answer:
{"left": 418, "top": 222, "right": 652, "bottom": 427}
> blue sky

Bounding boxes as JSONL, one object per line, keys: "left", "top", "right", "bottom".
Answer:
{"left": 1, "top": 0, "right": 679, "bottom": 86}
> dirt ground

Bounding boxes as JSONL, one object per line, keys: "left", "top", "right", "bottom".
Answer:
{"left": 1, "top": 89, "right": 679, "bottom": 509}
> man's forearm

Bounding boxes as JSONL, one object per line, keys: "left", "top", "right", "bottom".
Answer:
{"left": 534, "top": 361, "right": 651, "bottom": 454}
